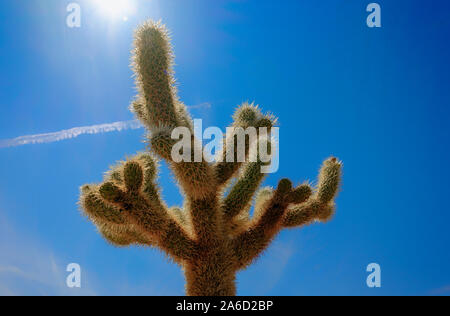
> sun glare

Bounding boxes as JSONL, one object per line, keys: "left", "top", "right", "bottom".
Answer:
{"left": 93, "top": 0, "right": 136, "bottom": 20}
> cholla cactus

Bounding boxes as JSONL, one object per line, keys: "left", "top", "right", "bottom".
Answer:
{"left": 79, "top": 21, "right": 342, "bottom": 296}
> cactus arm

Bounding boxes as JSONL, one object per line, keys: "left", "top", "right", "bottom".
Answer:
{"left": 97, "top": 221, "right": 155, "bottom": 247}
{"left": 80, "top": 156, "right": 197, "bottom": 262}
{"left": 231, "top": 179, "right": 293, "bottom": 269}
{"left": 131, "top": 155, "right": 199, "bottom": 259}
{"left": 80, "top": 186, "right": 127, "bottom": 225}
{"left": 80, "top": 186, "right": 156, "bottom": 247}
{"left": 221, "top": 134, "right": 273, "bottom": 222}
{"left": 283, "top": 201, "right": 335, "bottom": 227}
{"left": 159, "top": 221, "right": 198, "bottom": 261}
{"left": 81, "top": 184, "right": 196, "bottom": 262}
{"left": 222, "top": 160, "right": 266, "bottom": 221}
{"left": 132, "top": 21, "right": 214, "bottom": 201}
{"left": 132, "top": 21, "right": 180, "bottom": 129}
{"left": 98, "top": 183, "right": 196, "bottom": 262}
{"left": 315, "top": 157, "right": 342, "bottom": 204}
{"left": 132, "top": 22, "right": 219, "bottom": 237}
{"left": 214, "top": 103, "right": 276, "bottom": 186}
{"left": 283, "top": 158, "right": 342, "bottom": 227}
{"left": 231, "top": 178, "right": 315, "bottom": 269}
{"left": 93, "top": 211, "right": 194, "bottom": 261}
{"left": 222, "top": 137, "right": 277, "bottom": 238}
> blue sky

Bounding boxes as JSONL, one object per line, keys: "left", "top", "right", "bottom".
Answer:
{"left": 0, "top": 0, "right": 449, "bottom": 295}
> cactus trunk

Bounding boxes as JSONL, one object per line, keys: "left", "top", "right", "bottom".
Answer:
{"left": 185, "top": 255, "right": 237, "bottom": 296}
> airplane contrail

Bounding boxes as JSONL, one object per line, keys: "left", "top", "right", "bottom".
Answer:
{"left": 0, "top": 102, "right": 212, "bottom": 149}
{"left": 0, "top": 120, "right": 143, "bottom": 149}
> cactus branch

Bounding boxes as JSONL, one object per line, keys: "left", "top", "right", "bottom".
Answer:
{"left": 283, "top": 158, "right": 342, "bottom": 227}
{"left": 80, "top": 154, "right": 197, "bottom": 263}
{"left": 231, "top": 179, "right": 292, "bottom": 269}
{"left": 214, "top": 103, "right": 276, "bottom": 186}
{"left": 132, "top": 21, "right": 180, "bottom": 129}
{"left": 222, "top": 137, "right": 272, "bottom": 222}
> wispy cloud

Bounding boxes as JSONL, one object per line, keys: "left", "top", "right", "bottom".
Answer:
{"left": 0, "top": 120, "right": 143, "bottom": 149}
{"left": 0, "top": 211, "right": 179, "bottom": 296}
{"left": 0, "top": 102, "right": 212, "bottom": 149}
{"left": 0, "top": 214, "right": 97, "bottom": 296}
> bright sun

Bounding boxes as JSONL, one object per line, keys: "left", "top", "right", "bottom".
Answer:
{"left": 93, "top": 0, "right": 136, "bottom": 20}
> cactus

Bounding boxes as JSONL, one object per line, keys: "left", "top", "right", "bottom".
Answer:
{"left": 79, "top": 20, "right": 342, "bottom": 296}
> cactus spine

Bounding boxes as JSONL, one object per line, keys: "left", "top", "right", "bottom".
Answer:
{"left": 79, "top": 21, "right": 342, "bottom": 296}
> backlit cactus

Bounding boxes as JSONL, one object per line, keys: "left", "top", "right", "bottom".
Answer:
{"left": 79, "top": 20, "right": 342, "bottom": 296}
